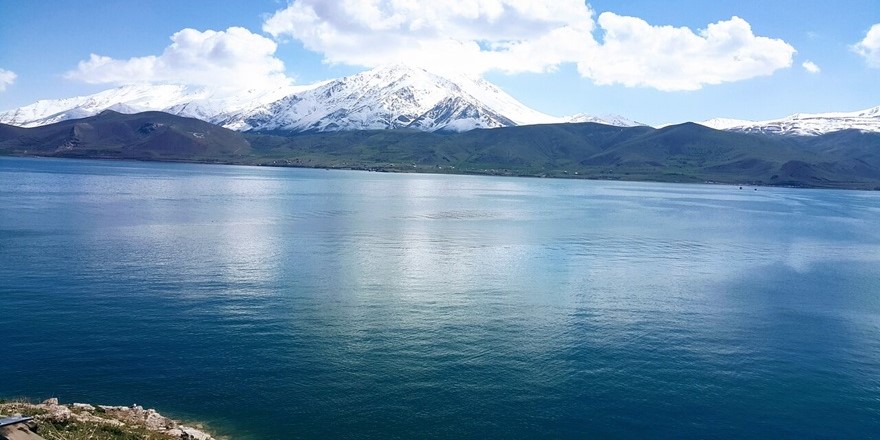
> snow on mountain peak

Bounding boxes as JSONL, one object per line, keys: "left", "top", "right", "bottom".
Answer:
{"left": 0, "top": 84, "right": 195, "bottom": 127}
{"left": 564, "top": 113, "right": 647, "bottom": 127}
{"left": 7, "top": 62, "right": 873, "bottom": 137}
{"left": 698, "top": 117, "right": 756, "bottom": 130}
{"left": 221, "top": 64, "right": 559, "bottom": 132}
{"left": 1, "top": 64, "right": 558, "bottom": 133}
{"left": 699, "top": 106, "right": 880, "bottom": 136}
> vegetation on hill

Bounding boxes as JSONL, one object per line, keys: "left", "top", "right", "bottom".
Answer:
{"left": 0, "top": 398, "right": 216, "bottom": 440}
{"left": 1, "top": 111, "right": 879, "bottom": 190}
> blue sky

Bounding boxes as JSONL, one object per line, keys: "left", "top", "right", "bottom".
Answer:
{"left": 0, "top": 0, "right": 878, "bottom": 126}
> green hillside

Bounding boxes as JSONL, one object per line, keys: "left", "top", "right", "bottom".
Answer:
{"left": 1, "top": 111, "right": 879, "bottom": 189}
{"left": 0, "top": 110, "right": 251, "bottom": 161}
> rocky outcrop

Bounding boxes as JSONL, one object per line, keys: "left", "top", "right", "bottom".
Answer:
{"left": 0, "top": 418, "right": 42, "bottom": 440}
{"left": 0, "top": 398, "right": 218, "bottom": 440}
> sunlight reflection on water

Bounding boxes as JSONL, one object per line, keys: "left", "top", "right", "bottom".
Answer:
{"left": 1, "top": 157, "right": 879, "bottom": 439}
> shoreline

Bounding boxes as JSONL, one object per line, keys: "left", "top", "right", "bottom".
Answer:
{"left": 0, "top": 398, "right": 219, "bottom": 440}
{"left": 2, "top": 153, "right": 876, "bottom": 192}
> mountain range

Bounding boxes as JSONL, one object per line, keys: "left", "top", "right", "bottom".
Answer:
{"left": 699, "top": 106, "right": 880, "bottom": 136}
{"left": 0, "top": 65, "right": 643, "bottom": 132}
{"left": 2, "top": 109, "right": 879, "bottom": 190}
{"left": 1, "top": 64, "right": 879, "bottom": 190}
{"left": 2, "top": 64, "right": 878, "bottom": 137}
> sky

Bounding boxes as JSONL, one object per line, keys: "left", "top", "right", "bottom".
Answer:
{"left": 0, "top": 0, "right": 878, "bottom": 126}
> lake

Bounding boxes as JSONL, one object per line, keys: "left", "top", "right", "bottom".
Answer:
{"left": 1, "top": 156, "right": 878, "bottom": 439}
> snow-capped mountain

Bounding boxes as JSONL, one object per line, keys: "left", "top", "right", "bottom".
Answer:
{"left": 0, "top": 83, "right": 307, "bottom": 128}
{"left": 5, "top": 64, "right": 879, "bottom": 136}
{"left": 565, "top": 113, "right": 646, "bottom": 127}
{"left": 1, "top": 64, "right": 652, "bottom": 133}
{"left": 0, "top": 65, "right": 561, "bottom": 132}
{"left": 218, "top": 64, "right": 560, "bottom": 132}
{"left": 699, "top": 106, "right": 880, "bottom": 136}
{"left": 0, "top": 84, "right": 200, "bottom": 127}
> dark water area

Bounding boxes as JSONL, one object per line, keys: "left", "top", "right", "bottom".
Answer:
{"left": 1, "top": 156, "right": 878, "bottom": 439}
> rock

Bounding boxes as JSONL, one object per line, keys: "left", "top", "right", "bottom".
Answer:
{"left": 1, "top": 399, "right": 216, "bottom": 440}
{"left": 0, "top": 422, "right": 43, "bottom": 440}
{"left": 144, "top": 409, "right": 177, "bottom": 430}
{"left": 76, "top": 412, "right": 125, "bottom": 427}
{"left": 44, "top": 405, "right": 71, "bottom": 422}
{"left": 179, "top": 426, "right": 214, "bottom": 440}
{"left": 163, "top": 426, "right": 215, "bottom": 440}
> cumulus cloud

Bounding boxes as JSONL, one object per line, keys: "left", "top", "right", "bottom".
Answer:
{"left": 263, "top": 0, "right": 593, "bottom": 75}
{"left": 0, "top": 68, "right": 16, "bottom": 92}
{"left": 577, "top": 14, "right": 795, "bottom": 91}
{"left": 66, "top": 27, "right": 291, "bottom": 90}
{"left": 263, "top": 0, "right": 796, "bottom": 91}
{"left": 852, "top": 23, "right": 880, "bottom": 68}
{"left": 802, "top": 60, "right": 820, "bottom": 74}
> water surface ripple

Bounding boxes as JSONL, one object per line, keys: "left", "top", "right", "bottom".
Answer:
{"left": 1, "top": 157, "right": 879, "bottom": 439}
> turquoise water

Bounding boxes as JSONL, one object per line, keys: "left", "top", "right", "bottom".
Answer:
{"left": 1, "top": 156, "right": 879, "bottom": 439}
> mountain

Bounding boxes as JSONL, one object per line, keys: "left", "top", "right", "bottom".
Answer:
{"left": 219, "top": 64, "right": 559, "bottom": 132}
{"left": 0, "top": 110, "right": 250, "bottom": 161}
{"left": 700, "top": 106, "right": 880, "bottom": 136}
{"left": 4, "top": 64, "right": 877, "bottom": 136}
{"left": 4, "top": 110, "right": 879, "bottom": 189}
{"left": 564, "top": 113, "right": 646, "bottom": 127}
{"left": 0, "top": 83, "right": 303, "bottom": 128}
{"left": 0, "top": 65, "right": 552, "bottom": 132}
{"left": 234, "top": 121, "right": 880, "bottom": 189}
{"left": 0, "top": 65, "right": 648, "bottom": 133}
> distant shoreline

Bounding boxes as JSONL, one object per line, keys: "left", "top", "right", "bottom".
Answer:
{"left": 3, "top": 153, "right": 873, "bottom": 192}
{"left": 3, "top": 111, "right": 879, "bottom": 191}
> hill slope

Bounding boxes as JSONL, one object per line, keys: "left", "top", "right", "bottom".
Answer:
{"left": 0, "top": 110, "right": 250, "bottom": 161}
{"left": 2, "top": 111, "right": 879, "bottom": 189}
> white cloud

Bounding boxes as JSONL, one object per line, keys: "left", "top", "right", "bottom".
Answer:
{"left": 852, "top": 23, "right": 880, "bottom": 68}
{"left": 263, "top": 1, "right": 795, "bottom": 91}
{"left": 577, "top": 14, "right": 795, "bottom": 91}
{"left": 0, "top": 68, "right": 16, "bottom": 92}
{"left": 263, "top": 0, "right": 594, "bottom": 76}
{"left": 802, "top": 60, "right": 820, "bottom": 74}
{"left": 66, "top": 27, "right": 291, "bottom": 90}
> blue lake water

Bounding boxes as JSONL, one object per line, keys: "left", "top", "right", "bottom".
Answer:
{"left": 1, "top": 156, "right": 879, "bottom": 439}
